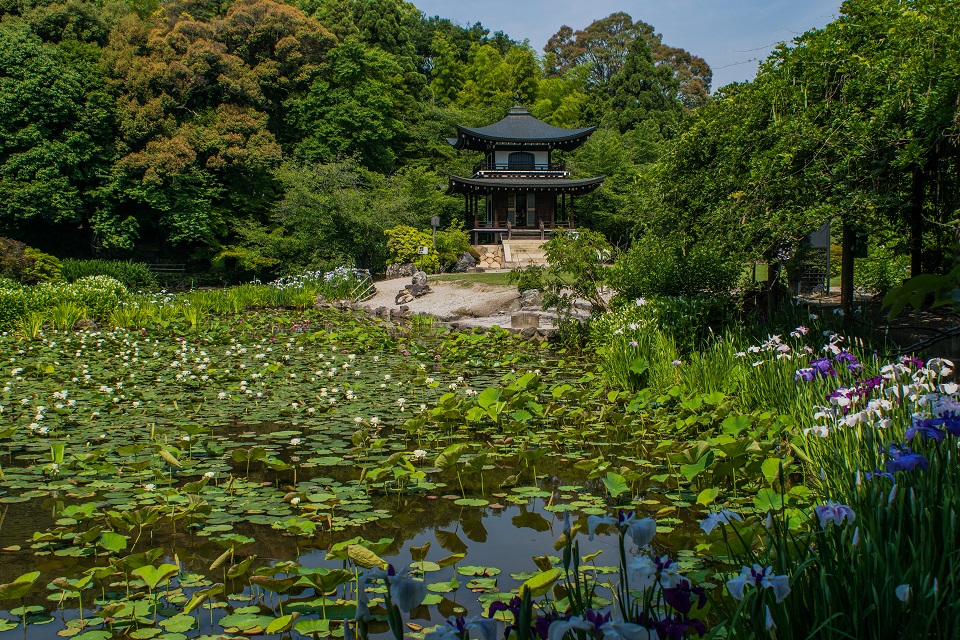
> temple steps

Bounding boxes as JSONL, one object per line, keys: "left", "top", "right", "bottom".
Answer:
{"left": 502, "top": 239, "right": 548, "bottom": 267}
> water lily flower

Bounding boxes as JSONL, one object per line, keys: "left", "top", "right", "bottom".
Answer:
{"left": 726, "top": 565, "right": 791, "bottom": 602}
{"left": 548, "top": 615, "right": 595, "bottom": 640}
{"left": 412, "top": 449, "right": 427, "bottom": 461}
{"left": 700, "top": 509, "right": 742, "bottom": 534}
{"left": 599, "top": 621, "right": 655, "bottom": 640}
{"left": 814, "top": 501, "right": 855, "bottom": 528}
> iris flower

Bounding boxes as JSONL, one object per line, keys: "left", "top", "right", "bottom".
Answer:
{"left": 726, "top": 565, "right": 791, "bottom": 602}
{"left": 599, "top": 621, "right": 656, "bottom": 640}
{"left": 547, "top": 615, "right": 596, "bottom": 640}
{"left": 814, "top": 501, "right": 855, "bottom": 528}
{"left": 700, "top": 509, "right": 742, "bottom": 535}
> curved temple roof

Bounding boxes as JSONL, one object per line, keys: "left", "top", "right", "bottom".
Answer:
{"left": 447, "top": 175, "right": 605, "bottom": 195}
{"left": 447, "top": 107, "right": 596, "bottom": 151}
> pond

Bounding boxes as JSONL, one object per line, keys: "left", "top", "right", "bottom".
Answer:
{"left": 0, "top": 308, "right": 708, "bottom": 639}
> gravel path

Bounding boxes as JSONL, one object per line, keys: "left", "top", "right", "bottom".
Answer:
{"left": 362, "top": 276, "right": 521, "bottom": 322}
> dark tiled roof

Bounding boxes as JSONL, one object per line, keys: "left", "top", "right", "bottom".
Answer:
{"left": 447, "top": 175, "right": 605, "bottom": 195}
{"left": 449, "top": 107, "right": 595, "bottom": 151}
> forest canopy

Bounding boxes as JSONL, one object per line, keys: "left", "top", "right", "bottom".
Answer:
{"left": 0, "top": 0, "right": 957, "bottom": 284}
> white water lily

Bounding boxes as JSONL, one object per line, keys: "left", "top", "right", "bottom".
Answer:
{"left": 548, "top": 615, "right": 595, "bottom": 640}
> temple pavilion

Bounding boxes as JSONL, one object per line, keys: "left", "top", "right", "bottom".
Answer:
{"left": 446, "top": 107, "right": 605, "bottom": 245}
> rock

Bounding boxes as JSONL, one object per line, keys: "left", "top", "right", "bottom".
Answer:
{"left": 411, "top": 270, "right": 428, "bottom": 287}
{"left": 75, "top": 319, "right": 98, "bottom": 330}
{"left": 466, "top": 267, "right": 485, "bottom": 273}
{"left": 520, "top": 327, "right": 538, "bottom": 339}
{"left": 452, "top": 252, "right": 477, "bottom": 273}
{"left": 511, "top": 312, "right": 540, "bottom": 329}
{"left": 386, "top": 262, "right": 417, "bottom": 279}
{"left": 405, "top": 282, "right": 431, "bottom": 298}
{"left": 395, "top": 291, "right": 415, "bottom": 305}
{"left": 519, "top": 289, "right": 542, "bottom": 309}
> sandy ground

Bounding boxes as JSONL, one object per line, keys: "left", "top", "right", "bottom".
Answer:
{"left": 362, "top": 276, "right": 521, "bottom": 324}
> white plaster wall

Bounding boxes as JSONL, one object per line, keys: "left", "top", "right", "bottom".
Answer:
{"left": 494, "top": 151, "right": 548, "bottom": 166}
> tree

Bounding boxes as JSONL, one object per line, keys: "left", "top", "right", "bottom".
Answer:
{"left": 605, "top": 36, "right": 682, "bottom": 135}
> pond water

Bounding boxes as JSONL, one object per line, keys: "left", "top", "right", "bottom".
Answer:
{"left": 0, "top": 309, "right": 703, "bottom": 639}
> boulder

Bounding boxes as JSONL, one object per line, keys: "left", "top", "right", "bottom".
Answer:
{"left": 519, "top": 289, "right": 542, "bottom": 309}
{"left": 405, "top": 282, "right": 430, "bottom": 298}
{"left": 411, "top": 270, "right": 428, "bottom": 287}
{"left": 511, "top": 312, "right": 540, "bottom": 329}
{"left": 386, "top": 262, "right": 417, "bottom": 280}
{"left": 395, "top": 291, "right": 415, "bottom": 305}
{"left": 452, "top": 252, "right": 477, "bottom": 273}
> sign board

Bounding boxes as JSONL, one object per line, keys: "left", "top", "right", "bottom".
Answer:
{"left": 417, "top": 246, "right": 430, "bottom": 255}
{"left": 430, "top": 216, "right": 440, "bottom": 229}
{"left": 809, "top": 221, "right": 830, "bottom": 248}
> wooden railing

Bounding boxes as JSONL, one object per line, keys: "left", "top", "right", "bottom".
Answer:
{"left": 473, "top": 162, "right": 567, "bottom": 175}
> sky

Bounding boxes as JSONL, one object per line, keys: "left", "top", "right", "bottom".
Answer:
{"left": 411, "top": 0, "right": 845, "bottom": 90}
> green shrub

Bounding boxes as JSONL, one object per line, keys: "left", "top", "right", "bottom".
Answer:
{"left": 0, "top": 276, "right": 128, "bottom": 329}
{"left": 609, "top": 236, "right": 743, "bottom": 300}
{"left": 384, "top": 225, "right": 440, "bottom": 272}
{"left": 434, "top": 226, "right": 472, "bottom": 271}
{"left": 61, "top": 259, "right": 158, "bottom": 290}
{"left": 22, "top": 247, "right": 63, "bottom": 283}
{"left": 507, "top": 264, "right": 548, "bottom": 294}
{"left": 855, "top": 243, "right": 910, "bottom": 295}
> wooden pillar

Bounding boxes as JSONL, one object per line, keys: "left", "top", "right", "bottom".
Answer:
{"left": 570, "top": 195, "right": 575, "bottom": 229}
{"left": 472, "top": 194, "right": 478, "bottom": 232}
{"left": 551, "top": 193, "right": 556, "bottom": 229}
{"left": 841, "top": 218, "right": 855, "bottom": 317}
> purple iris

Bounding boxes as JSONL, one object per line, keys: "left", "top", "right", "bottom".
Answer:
{"left": 905, "top": 421, "right": 947, "bottom": 443}
{"left": 795, "top": 368, "right": 816, "bottom": 382}
{"left": 901, "top": 356, "right": 924, "bottom": 369}
{"left": 884, "top": 444, "right": 929, "bottom": 473}
{"left": 835, "top": 351, "right": 862, "bottom": 372}
{"left": 663, "top": 579, "right": 707, "bottom": 615}
{"left": 811, "top": 358, "right": 838, "bottom": 377}
{"left": 864, "top": 468, "right": 895, "bottom": 483}
{"left": 911, "top": 414, "right": 960, "bottom": 438}
{"left": 653, "top": 615, "right": 707, "bottom": 640}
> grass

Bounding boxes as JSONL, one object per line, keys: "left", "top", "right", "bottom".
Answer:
{"left": 430, "top": 272, "right": 513, "bottom": 287}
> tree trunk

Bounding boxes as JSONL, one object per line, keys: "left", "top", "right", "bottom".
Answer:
{"left": 840, "top": 219, "right": 855, "bottom": 317}
{"left": 910, "top": 166, "right": 924, "bottom": 277}
{"left": 766, "top": 258, "right": 779, "bottom": 318}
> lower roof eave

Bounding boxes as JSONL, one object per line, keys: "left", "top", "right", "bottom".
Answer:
{"left": 446, "top": 175, "right": 605, "bottom": 195}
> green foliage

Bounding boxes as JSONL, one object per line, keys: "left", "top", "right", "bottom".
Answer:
{"left": 507, "top": 265, "right": 547, "bottom": 295}
{"left": 61, "top": 259, "right": 158, "bottom": 291}
{"left": 541, "top": 229, "right": 614, "bottom": 317}
{"left": 384, "top": 225, "right": 439, "bottom": 272}
{"left": 608, "top": 236, "right": 743, "bottom": 300}
{"left": 0, "top": 275, "right": 126, "bottom": 328}
{"left": 433, "top": 226, "right": 471, "bottom": 272}
{"left": 854, "top": 243, "right": 910, "bottom": 295}
{"left": 21, "top": 247, "right": 62, "bottom": 283}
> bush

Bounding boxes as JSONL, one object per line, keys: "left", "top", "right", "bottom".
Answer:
{"left": 0, "top": 238, "right": 63, "bottom": 283}
{"left": 384, "top": 225, "right": 440, "bottom": 273}
{"left": 0, "top": 276, "right": 128, "bottom": 329}
{"left": 507, "top": 264, "right": 548, "bottom": 294}
{"left": 61, "top": 259, "right": 158, "bottom": 290}
{"left": 609, "top": 236, "right": 742, "bottom": 300}
{"left": 434, "top": 226, "right": 472, "bottom": 271}
{"left": 855, "top": 243, "right": 910, "bottom": 295}
{"left": 22, "top": 247, "right": 63, "bottom": 283}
